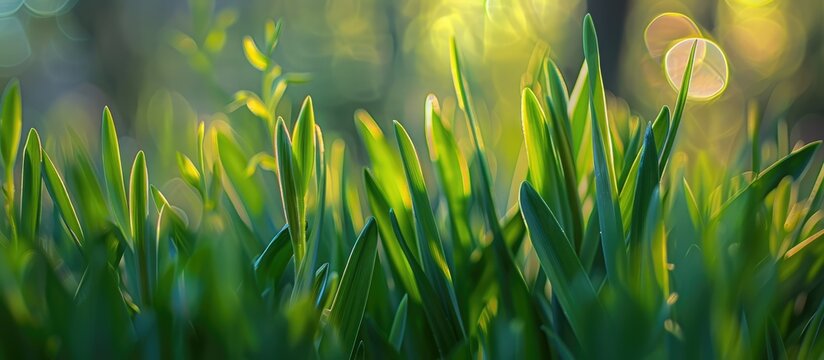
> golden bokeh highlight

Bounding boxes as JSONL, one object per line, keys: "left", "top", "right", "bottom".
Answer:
{"left": 665, "top": 38, "right": 729, "bottom": 100}
{"left": 644, "top": 13, "right": 702, "bottom": 58}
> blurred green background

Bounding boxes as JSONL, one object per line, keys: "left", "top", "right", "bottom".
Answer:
{"left": 1, "top": 0, "right": 822, "bottom": 196}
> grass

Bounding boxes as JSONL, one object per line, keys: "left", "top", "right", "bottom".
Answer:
{"left": 0, "top": 13, "right": 823, "bottom": 359}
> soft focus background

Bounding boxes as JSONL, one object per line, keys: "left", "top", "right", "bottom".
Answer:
{"left": 1, "top": 0, "right": 822, "bottom": 201}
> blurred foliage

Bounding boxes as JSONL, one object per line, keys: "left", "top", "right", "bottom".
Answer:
{"left": 0, "top": 0, "right": 822, "bottom": 358}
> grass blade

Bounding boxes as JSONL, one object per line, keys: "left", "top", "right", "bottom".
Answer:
{"left": 42, "top": 151, "right": 84, "bottom": 249}
{"left": 388, "top": 294, "right": 408, "bottom": 351}
{"left": 393, "top": 120, "right": 462, "bottom": 328}
{"left": 519, "top": 181, "right": 599, "bottom": 344}
{"left": 363, "top": 169, "right": 420, "bottom": 301}
{"left": 291, "top": 96, "right": 315, "bottom": 197}
{"left": 129, "top": 151, "right": 151, "bottom": 306}
{"left": 1, "top": 79, "right": 21, "bottom": 176}
{"left": 389, "top": 209, "right": 464, "bottom": 356}
{"left": 20, "top": 129, "right": 42, "bottom": 242}
{"left": 584, "top": 14, "right": 625, "bottom": 285}
{"left": 716, "top": 141, "right": 821, "bottom": 219}
{"left": 326, "top": 218, "right": 379, "bottom": 359}
{"left": 424, "top": 94, "right": 473, "bottom": 250}
{"left": 101, "top": 107, "right": 130, "bottom": 236}
{"left": 275, "top": 117, "right": 305, "bottom": 265}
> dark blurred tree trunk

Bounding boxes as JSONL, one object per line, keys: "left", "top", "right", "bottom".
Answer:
{"left": 587, "top": 0, "right": 630, "bottom": 91}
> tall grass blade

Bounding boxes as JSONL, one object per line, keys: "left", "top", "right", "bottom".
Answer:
{"left": 20, "top": 129, "right": 42, "bottom": 242}
{"left": 101, "top": 107, "right": 130, "bottom": 236}
{"left": 326, "top": 218, "right": 379, "bottom": 358}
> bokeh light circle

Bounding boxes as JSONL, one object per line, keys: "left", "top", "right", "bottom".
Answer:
{"left": 0, "top": 17, "right": 31, "bottom": 67}
{"left": 0, "top": 0, "right": 23, "bottom": 16}
{"left": 664, "top": 38, "right": 729, "bottom": 100}
{"left": 24, "top": 0, "right": 73, "bottom": 16}
{"left": 644, "top": 12, "right": 702, "bottom": 58}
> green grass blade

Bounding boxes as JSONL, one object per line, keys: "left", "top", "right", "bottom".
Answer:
{"left": 1, "top": 79, "right": 22, "bottom": 178}
{"left": 42, "top": 151, "right": 84, "bottom": 249}
{"left": 176, "top": 152, "right": 202, "bottom": 192}
{"left": 20, "top": 129, "right": 42, "bottom": 242}
{"left": 312, "top": 262, "right": 330, "bottom": 307}
{"left": 658, "top": 41, "right": 697, "bottom": 175}
{"left": 544, "top": 60, "right": 584, "bottom": 247}
{"left": 275, "top": 118, "right": 305, "bottom": 265}
{"left": 449, "top": 38, "right": 503, "bottom": 238}
{"left": 129, "top": 151, "right": 151, "bottom": 306}
{"left": 355, "top": 110, "right": 415, "bottom": 246}
{"left": 393, "top": 121, "right": 461, "bottom": 318}
{"left": 628, "top": 126, "right": 659, "bottom": 292}
{"left": 150, "top": 186, "right": 192, "bottom": 257}
{"left": 326, "top": 218, "right": 379, "bottom": 359}
{"left": 584, "top": 14, "right": 625, "bottom": 284}
{"left": 716, "top": 141, "right": 821, "bottom": 218}
{"left": 389, "top": 209, "right": 464, "bottom": 355}
{"left": 568, "top": 62, "right": 590, "bottom": 160}
{"left": 216, "top": 131, "right": 265, "bottom": 216}
{"left": 629, "top": 125, "right": 659, "bottom": 242}
{"left": 291, "top": 96, "right": 316, "bottom": 197}
{"left": 424, "top": 94, "right": 473, "bottom": 250}
{"left": 101, "top": 107, "right": 130, "bottom": 236}
{"left": 522, "top": 88, "right": 560, "bottom": 210}
{"left": 748, "top": 101, "right": 761, "bottom": 175}
{"left": 363, "top": 169, "right": 420, "bottom": 301}
{"left": 651, "top": 106, "right": 670, "bottom": 159}
{"left": 519, "top": 181, "right": 599, "bottom": 344}
{"left": 254, "top": 224, "right": 292, "bottom": 287}
{"left": 388, "top": 294, "right": 408, "bottom": 351}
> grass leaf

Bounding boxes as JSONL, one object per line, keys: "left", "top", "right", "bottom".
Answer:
{"left": 129, "top": 151, "right": 151, "bottom": 305}
{"left": 42, "top": 151, "right": 84, "bottom": 249}
{"left": 1, "top": 79, "right": 22, "bottom": 176}
{"left": 101, "top": 106, "right": 130, "bottom": 236}
{"left": 584, "top": 14, "right": 625, "bottom": 284}
{"left": 20, "top": 129, "right": 42, "bottom": 241}
{"left": 388, "top": 294, "right": 408, "bottom": 351}
{"left": 275, "top": 117, "right": 305, "bottom": 265}
{"left": 291, "top": 96, "right": 316, "bottom": 197}
{"left": 519, "top": 181, "right": 599, "bottom": 344}
{"left": 326, "top": 218, "right": 379, "bottom": 359}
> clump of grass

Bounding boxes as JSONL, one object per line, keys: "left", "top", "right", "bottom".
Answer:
{"left": 0, "top": 13, "right": 822, "bottom": 359}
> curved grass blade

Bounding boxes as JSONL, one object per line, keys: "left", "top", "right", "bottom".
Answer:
{"left": 716, "top": 141, "right": 821, "bottom": 219}
{"left": 519, "top": 181, "right": 599, "bottom": 345}
{"left": 363, "top": 169, "right": 420, "bottom": 301}
{"left": 1, "top": 79, "right": 21, "bottom": 176}
{"left": 389, "top": 209, "right": 465, "bottom": 356}
{"left": 388, "top": 294, "right": 408, "bottom": 351}
{"left": 522, "top": 88, "right": 572, "bottom": 238}
{"left": 325, "top": 218, "right": 379, "bottom": 359}
{"left": 101, "top": 107, "right": 130, "bottom": 236}
{"left": 629, "top": 125, "right": 659, "bottom": 242}
{"left": 544, "top": 60, "right": 584, "bottom": 247}
{"left": 394, "top": 121, "right": 462, "bottom": 322}
{"left": 658, "top": 41, "right": 697, "bottom": 175}
{"left": 20, "top": 129, "right": 42, "bottom": 242}
{"left": 42, "top": 151, "right": 84, "bottom": 249}
{"left": 355, "top": 110, "right": 415, "bottom": 246}
{"left": 275, "top": 118, "right": 305, "bottom": 265}
{"left": 129, "top": 151, "right": 151, "bottom": 305}
{"left": 216, "top": 131, "right": 265, "bottom": 216}
{"left": 425, "top": 94, "right": 473, "bottom": 250}
{"left": 291, "top": 96, "right": 315, "bottom": 197}
{"left": 152, "top": 191, "right": 192, "bottom": 259}
{"left": 628, "top": 127, "right": 660, "bottom": 293}
{"left": 584, "top": 14, "right": 625, "bottom": 285}
{"left": 254, "top": 224, "right": 293, "bottom": 287}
